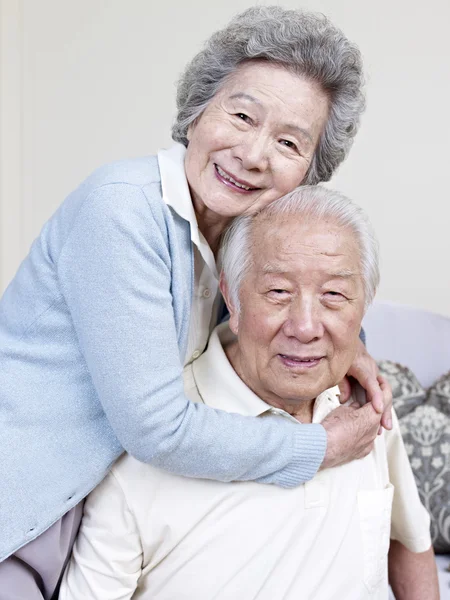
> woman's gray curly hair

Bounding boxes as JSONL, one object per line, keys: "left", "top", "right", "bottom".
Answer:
{"left": 172, "top": 5, "right": 365, "bottom": 185}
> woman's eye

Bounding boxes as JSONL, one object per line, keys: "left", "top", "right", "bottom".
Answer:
{"left": 235, "top": 113, "right": 251, "bottom": 123}
{"left": 270, "top": 289, "right": 288, "bottom": 295}
{"left": 279, "top": 139, "right": 298, "bottom": 151}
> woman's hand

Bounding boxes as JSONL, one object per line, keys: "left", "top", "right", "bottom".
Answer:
{"left": 320, "top": 401, "right": 382, "bottom": 470}
{"left": 339, "top": 339, "right": 393, "bottom": 431}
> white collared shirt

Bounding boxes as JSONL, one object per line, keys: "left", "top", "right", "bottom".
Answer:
{"left": 61, "top": 324, "right": 432, "bottom": 600}
{"left": 157, "top": 143, "right": 220, "bottom": 365}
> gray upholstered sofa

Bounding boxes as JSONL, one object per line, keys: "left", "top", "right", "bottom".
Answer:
{"left": 363, "top": 301, "right": 450, "bottom": 598}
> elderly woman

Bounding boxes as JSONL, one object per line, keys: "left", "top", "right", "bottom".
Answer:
{"left": 0, "top": 6, "right": 390, "bottom": 598}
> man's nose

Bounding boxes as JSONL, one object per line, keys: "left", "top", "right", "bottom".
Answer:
{"left": 283, "top": 297, "right": 324, "bottom": 343}
{"left": 234, "top": 132, "right": 270, "bottom": 172}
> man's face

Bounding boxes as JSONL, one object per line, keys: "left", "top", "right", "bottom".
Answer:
{"left": 224, "top": 215, "right": 366, "bottom": 410}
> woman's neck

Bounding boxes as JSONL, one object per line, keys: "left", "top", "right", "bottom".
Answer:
{"left": 195, "top": 209, "right": 233, "bottom": 257}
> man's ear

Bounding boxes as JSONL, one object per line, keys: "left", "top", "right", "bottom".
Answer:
{"left": 219, "top": 272, "right": 239, "bottom": 335}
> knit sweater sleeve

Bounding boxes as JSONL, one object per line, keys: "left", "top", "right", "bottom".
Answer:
{"left": 57, "top": 182, "right": 326, "bottom": 488}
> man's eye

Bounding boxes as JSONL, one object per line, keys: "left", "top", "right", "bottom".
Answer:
{"left": 270, "top": 289, "right": 288, "bottom": 294}
{"left": 325, "top": 291, "right": 346, "bottom": 300}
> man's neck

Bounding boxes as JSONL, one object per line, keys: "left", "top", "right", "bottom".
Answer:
{"left": 224, "top": 341, "right": 316, "bottom": 424}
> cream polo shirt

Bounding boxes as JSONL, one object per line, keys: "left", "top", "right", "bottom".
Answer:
{"left": 61, "top": 324, "right": 432, "bottom": 600}
{"left": 158, "top": 143, "right": 220, "bottom": 365}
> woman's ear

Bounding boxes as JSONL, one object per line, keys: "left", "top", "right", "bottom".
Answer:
{"left": 219, "top": 272, "right": 239, "bottom": 335}
{"left": 186, "top": 121, "right": 196, "bottom": 142}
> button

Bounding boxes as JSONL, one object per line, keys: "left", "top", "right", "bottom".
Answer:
{"left": 192, "top": 350, "right": 201, "bottom": 360}
{"left": 203, "top": 288, "right": 212, "bottom": 299}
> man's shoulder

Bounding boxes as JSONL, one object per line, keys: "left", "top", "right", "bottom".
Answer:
{"left": 381, "top": 407, "right": 405, "bottom": 455}
{"left": 109, "top": 452, "right": 162, "bottom": 499}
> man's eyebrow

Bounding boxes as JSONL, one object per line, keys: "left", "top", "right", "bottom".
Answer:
{"left": 327, "top": 269, "right": 359, "bottom": 279}
{"left": 261, "top": 264, "right": 359, "bottom": 279}
{"left": 261, "top": 263, "right": 286, "bottom": 275}
{"left": 228, "top": 93, "right": 313, "bottom": 144}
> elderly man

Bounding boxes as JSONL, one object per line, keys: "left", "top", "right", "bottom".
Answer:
{"left": 60, "top": 186, "right": 437, "bottom": 600}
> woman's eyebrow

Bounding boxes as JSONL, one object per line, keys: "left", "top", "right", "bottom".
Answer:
{"left": 228, "top": 92, "right": 262, "bottom": 105}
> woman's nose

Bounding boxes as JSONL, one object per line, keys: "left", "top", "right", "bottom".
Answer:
{"left": 234, "top": 133, "right": 270, "bottom": 172}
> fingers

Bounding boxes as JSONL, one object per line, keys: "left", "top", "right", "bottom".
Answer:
{"left": 320, "top": 402, "right": 382, "bottom": 470}
{"left": 378, "top": 375, "right": 393, "bottom": 430}
{"left": 358, "top": 398, "right": 383, "bottom": 421}
{"left": 364, "top": 379, "right": 384, "bottom": 414}
{"left": 338, "top": 376, "right": 352, "bottom": 403}
{"left": 347, "top": 340, "right": 384, "bottom": 413}
{"left": 381, "top": 411, "right": 393, "bottom": 430}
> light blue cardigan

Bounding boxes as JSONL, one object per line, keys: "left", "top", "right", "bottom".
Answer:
{"left": 0, "top": 155, "right": 326, "bottom": 560}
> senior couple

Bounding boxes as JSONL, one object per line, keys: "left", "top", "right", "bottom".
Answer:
{"left": 0, "top": 6, "right": 438, "bottom": 600}
{"left": 59, "top": 185, "right": 438, "bottom": 599}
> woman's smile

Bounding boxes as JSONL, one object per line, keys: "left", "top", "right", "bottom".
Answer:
{"left": 214, "top": 164, "right": 260, "bottom": 193}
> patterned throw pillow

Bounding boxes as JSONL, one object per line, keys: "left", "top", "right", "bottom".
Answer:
{"left": 378, "top": 362, "right": 450, "bottom": 554}
{"left": 377, "top": 360, "right": 426, "bottom": 418}
{"left": 428, "top": 371, "right": 450, "bottom": 415}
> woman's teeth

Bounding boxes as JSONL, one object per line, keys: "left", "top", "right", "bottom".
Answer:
{"left": 281, "top": 356, "right": 319, "bottom": 362}
{"left": 216, "top": 165, "right": 253, "bottom": 190}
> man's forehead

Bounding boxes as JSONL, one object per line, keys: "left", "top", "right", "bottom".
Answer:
{"left": 250, "top": 215, "right": 361, "bottom": 273}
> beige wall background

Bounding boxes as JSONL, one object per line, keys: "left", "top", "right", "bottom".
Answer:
{"left": 1, "top": 0, "right": 449, "bottom": 315}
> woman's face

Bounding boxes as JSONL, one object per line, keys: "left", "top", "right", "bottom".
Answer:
{"left": 184, "top": 61, "right": 329, "bottom": 224}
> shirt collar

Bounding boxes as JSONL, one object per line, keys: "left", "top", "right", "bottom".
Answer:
{"left": 157, "top": 143, "right": 217, "bottom": 278}
{"left": 192, "top": 323, "right": 341, "bottom": 423}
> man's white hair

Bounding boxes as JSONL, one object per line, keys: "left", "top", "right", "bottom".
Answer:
{"left": 220, "top": 185, "right": 380, "bottom": 311}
